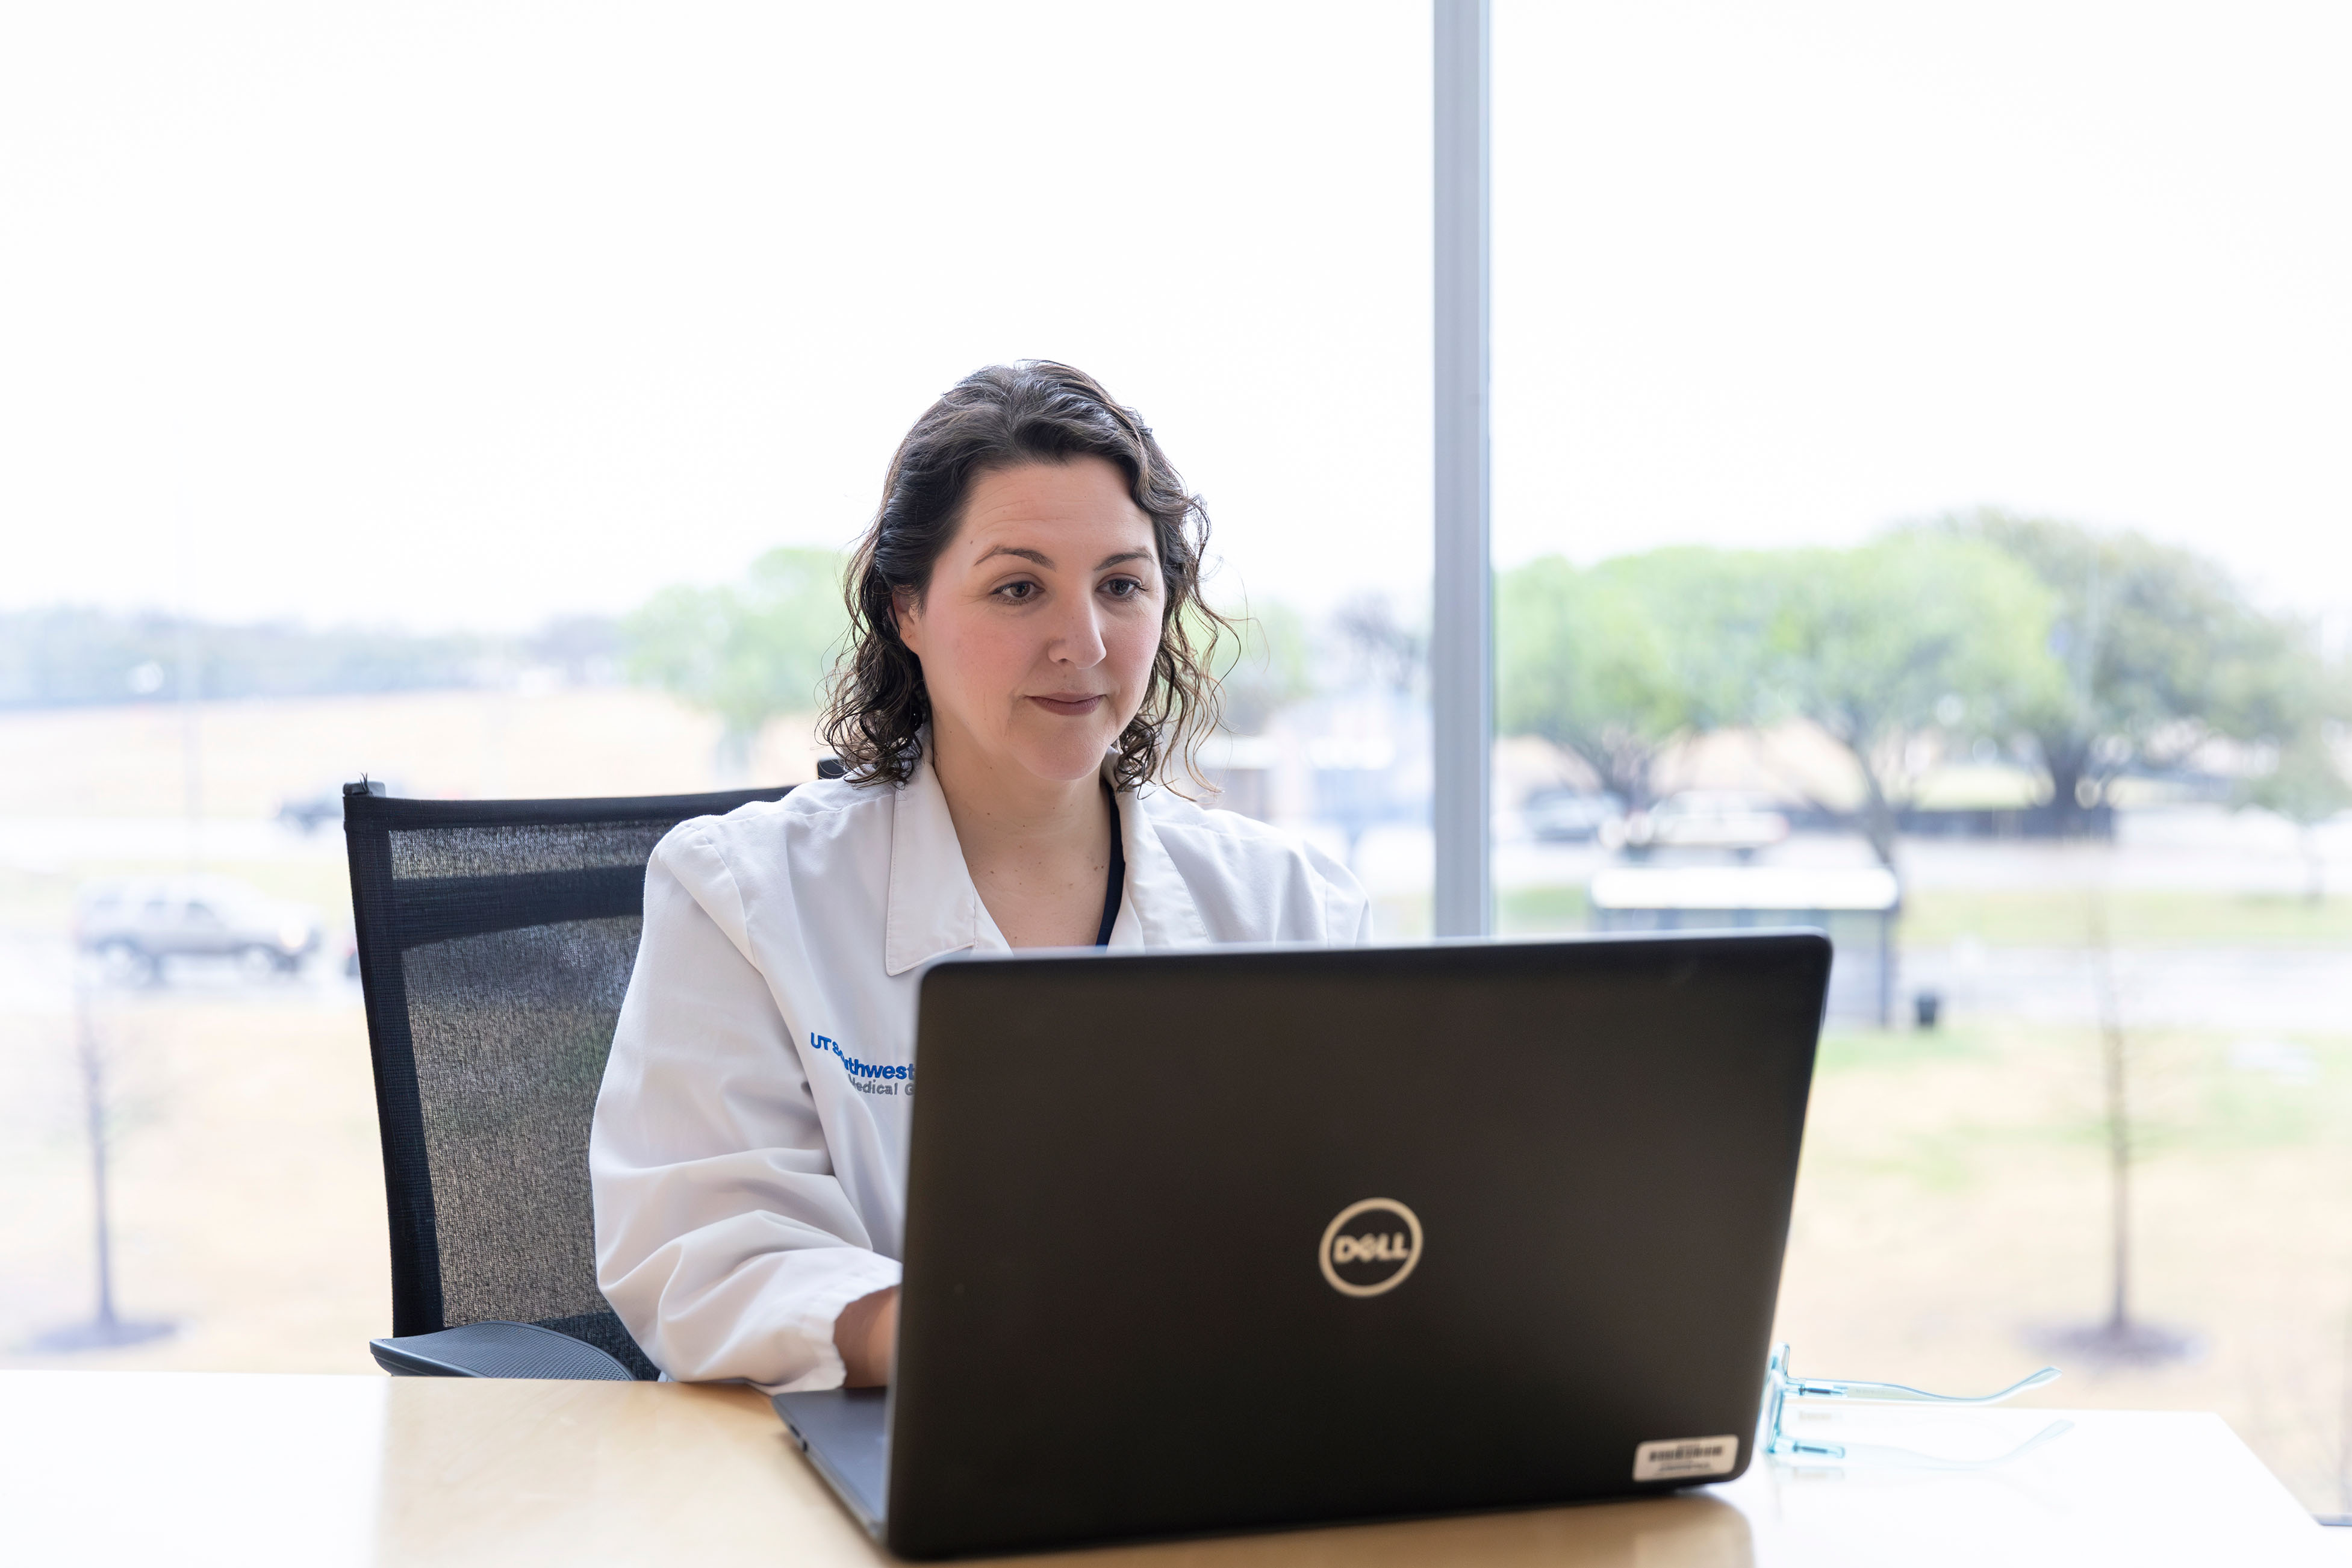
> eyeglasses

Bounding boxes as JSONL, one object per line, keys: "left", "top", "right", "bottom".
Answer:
{"left": 1764, "top": 1343, "right": 2064, "bottom": 1464}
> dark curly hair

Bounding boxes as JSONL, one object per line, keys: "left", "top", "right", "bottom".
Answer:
{"left": 820, "top": 361, "right": 1230, "bottom": 791}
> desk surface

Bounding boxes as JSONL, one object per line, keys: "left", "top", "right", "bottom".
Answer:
{"left": 0, "top": 1370, "right": 2338, "bottom": 1567}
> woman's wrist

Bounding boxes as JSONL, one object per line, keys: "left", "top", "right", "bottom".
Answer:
{"left": 835, "top": 1285, "right": 899, "bottom": 1387}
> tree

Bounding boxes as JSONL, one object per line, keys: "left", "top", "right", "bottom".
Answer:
{"left": 624, "top": 548, "right": 848, "bottom": 773}
{"left": 1764, "top": 534, "right": 2064, "bottom": 870}
{"left": 29, "top": 980, "right": 173, "bottom": 1351}
{"left": 2238, "top": 723, "right": 2352, "bottom": 902}
{"left": 2044, "top": 885, "right": 2196, "bottom": 1369}
{"left": 1929, "top": 519, "right": 2319, "bottom": 1366}
{"left": 1496, "top": 556, "right": 1690, "bottom": 808}
{"left": 1946, "top": 512, "right": 2315, "bottom": 832}
{"left": 1499, "top": 548, "right": 1794, "bottom": 808}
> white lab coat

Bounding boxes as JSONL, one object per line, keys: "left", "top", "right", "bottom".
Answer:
{"left": 588, "top": 748, "right": 1374, "bottom": 1392}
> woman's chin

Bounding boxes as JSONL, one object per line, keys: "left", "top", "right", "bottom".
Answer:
{"left": 1001, "top": 727, "right": 1119, "bottom": 784}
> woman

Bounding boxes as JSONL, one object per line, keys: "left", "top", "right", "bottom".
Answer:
{"left": 590, "top": 362, "right": 1371, "bottom": 1392}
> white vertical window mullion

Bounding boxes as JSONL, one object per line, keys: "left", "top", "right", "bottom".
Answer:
{"left": 1432, "top": 0, "right": 1493, "bottom": 938}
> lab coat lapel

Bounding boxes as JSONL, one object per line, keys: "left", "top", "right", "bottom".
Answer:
{"left": 1115, "top": 780, "right": 1210, "bottom": 951}
{"left": 883, "top": 750, "right": 999, "bottom": 976}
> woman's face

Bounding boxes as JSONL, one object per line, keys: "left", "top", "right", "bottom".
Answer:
{"left": 896, "top": 457, "right": 1166, "bottom": 787}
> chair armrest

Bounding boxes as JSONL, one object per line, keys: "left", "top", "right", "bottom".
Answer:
{"left": 369, "top": 1320, "right": 639, "bottom": 1380}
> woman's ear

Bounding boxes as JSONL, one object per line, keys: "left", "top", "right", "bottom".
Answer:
{"left": 892, "top": 587, "right": 924, "bottom": 658}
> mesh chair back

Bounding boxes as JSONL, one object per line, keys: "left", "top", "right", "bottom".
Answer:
{"left": 344, "top": 783, "right": 791, "bottom": 1379}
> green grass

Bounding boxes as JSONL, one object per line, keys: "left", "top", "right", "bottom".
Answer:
{"left": 1809, "top": 1021, "right": 2352, "bottom": 1165}
{"left": 1815, "top": 1023, "right": 1991, "bottom": 1072}
{"left": 1498, "top": 885, "right": 1590, "bottom": 934}
{"left": 1495, "top": 881, "right": 2352, "bottom": 948}
{"left": 1899, "top": 888, "right": 2352, "bottom": 947}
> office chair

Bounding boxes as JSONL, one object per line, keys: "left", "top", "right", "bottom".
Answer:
{"left": 343, "top": 777, "right": 800, "bottom": 1379}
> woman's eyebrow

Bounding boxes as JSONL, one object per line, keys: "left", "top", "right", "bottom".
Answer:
{"left": 972, "top": 546, "right": 1153, "bottom": 571}
{"left": 976, "top": 545, "right": 1054, "bottom": 568}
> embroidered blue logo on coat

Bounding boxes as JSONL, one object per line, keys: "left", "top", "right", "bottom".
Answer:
{"left": 810, "top": 1033, "right": 912, "bottom": 1097}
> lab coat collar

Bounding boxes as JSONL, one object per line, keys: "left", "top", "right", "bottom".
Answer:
{"left": 882, "top": 740, "right": 1207, "bottom": 975}
{"left": 883, "top": 745, "right": 997, "bottom": 977}
{"left": 1115, "top": 776, "right": 1211, "bottom": 953}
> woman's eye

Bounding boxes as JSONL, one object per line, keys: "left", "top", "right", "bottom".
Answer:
{"left": 996, "top": 580, "right": 1038, "bottom": 602}
{"left": 1102, "top": 576, "right": 1143, "bottom": 599}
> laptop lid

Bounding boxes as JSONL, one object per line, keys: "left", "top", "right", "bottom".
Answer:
{"left": 867, "top": 930, "right": 1829, "bottom": 1558}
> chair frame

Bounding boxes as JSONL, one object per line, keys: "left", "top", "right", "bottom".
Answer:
{"left": 344, "top": 782, "right": 788, "bottom": 1367}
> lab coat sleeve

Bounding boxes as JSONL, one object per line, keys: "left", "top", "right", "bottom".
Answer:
{"left": 590, "top": 832, "right": 900, "bottom": 1392}
{"left": 1302, "top": 837, "right": 1378, "bottom": 945}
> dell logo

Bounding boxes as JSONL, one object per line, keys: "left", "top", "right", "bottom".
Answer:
{"left": 1319, "top": 1198, "right": 1423, "bottom": 1298}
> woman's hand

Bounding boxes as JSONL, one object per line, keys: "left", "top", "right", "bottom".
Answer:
{"left": 835, "top": 1286, "right": 899, "bottom": 1387}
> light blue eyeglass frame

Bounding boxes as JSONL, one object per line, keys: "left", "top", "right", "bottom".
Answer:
{"left": 1764, "top": 1343, "right": 2063, "bottom": 1462}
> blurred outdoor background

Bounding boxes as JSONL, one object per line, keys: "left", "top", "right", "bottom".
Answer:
{"left": 5, "top": 0, "right": 2351, "bottom": 1517}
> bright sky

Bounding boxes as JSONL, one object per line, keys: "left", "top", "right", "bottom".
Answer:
{"left": 3, "top": 2, "right": 2346, "bottom": 632}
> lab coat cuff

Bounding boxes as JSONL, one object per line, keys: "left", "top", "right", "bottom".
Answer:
{"left": 760, "top": 1252, "right": 906, "bottom": 1395}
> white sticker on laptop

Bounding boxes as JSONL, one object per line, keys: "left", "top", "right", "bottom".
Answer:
{"left": 1632, "top": 1435, "right": 1740, "bottom": 1482}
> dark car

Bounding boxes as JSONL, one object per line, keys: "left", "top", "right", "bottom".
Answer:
{"left": 74, "top": 877, "right": 323, "bottom": 983}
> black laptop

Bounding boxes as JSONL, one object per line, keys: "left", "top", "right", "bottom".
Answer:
{"left": 775, "top": 930, "right": 1829, "bottom": 1558}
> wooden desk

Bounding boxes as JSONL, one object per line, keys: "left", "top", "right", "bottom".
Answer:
{"left": 1, "top": 1370, "right": 2338, "bottom": 1566}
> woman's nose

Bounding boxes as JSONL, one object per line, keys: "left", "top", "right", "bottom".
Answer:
{"left": 1046, "top": 597, "right": 1107, "bottom": 666}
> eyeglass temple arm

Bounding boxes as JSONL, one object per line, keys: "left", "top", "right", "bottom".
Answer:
{"left": 1774, "top": 1417, "right": 2077, "bottom": 1468}
{"left": 1769, "top": 1354, "right": 2051, "bottom": 1410}
{"left": 1784, "top": 1367, "right": 2061, "bottom": 1405}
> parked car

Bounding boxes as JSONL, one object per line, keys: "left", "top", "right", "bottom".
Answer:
{"left": 1605, "top": 791, "right": 1791, "bottom": 859}
{"left": 1522, "top": 789, "right": 1626, "bottom": 843}
{"left": 74, "top": 876, "right": 323, "bottom": 983}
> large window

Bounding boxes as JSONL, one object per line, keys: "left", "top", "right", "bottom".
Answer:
{"left": 5, "top": 2, "right": 2348, "bottom": 1517}
{"left": 1491, "top": 1, "right": 2352, "bottom": 1513}
{"left": 0, "top": 2, "right": 1437, "bottom": 1366}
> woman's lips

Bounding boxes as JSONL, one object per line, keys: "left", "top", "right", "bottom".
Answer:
{"left": 1028, "top": 693, "right": 1106, "bottom": 717}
